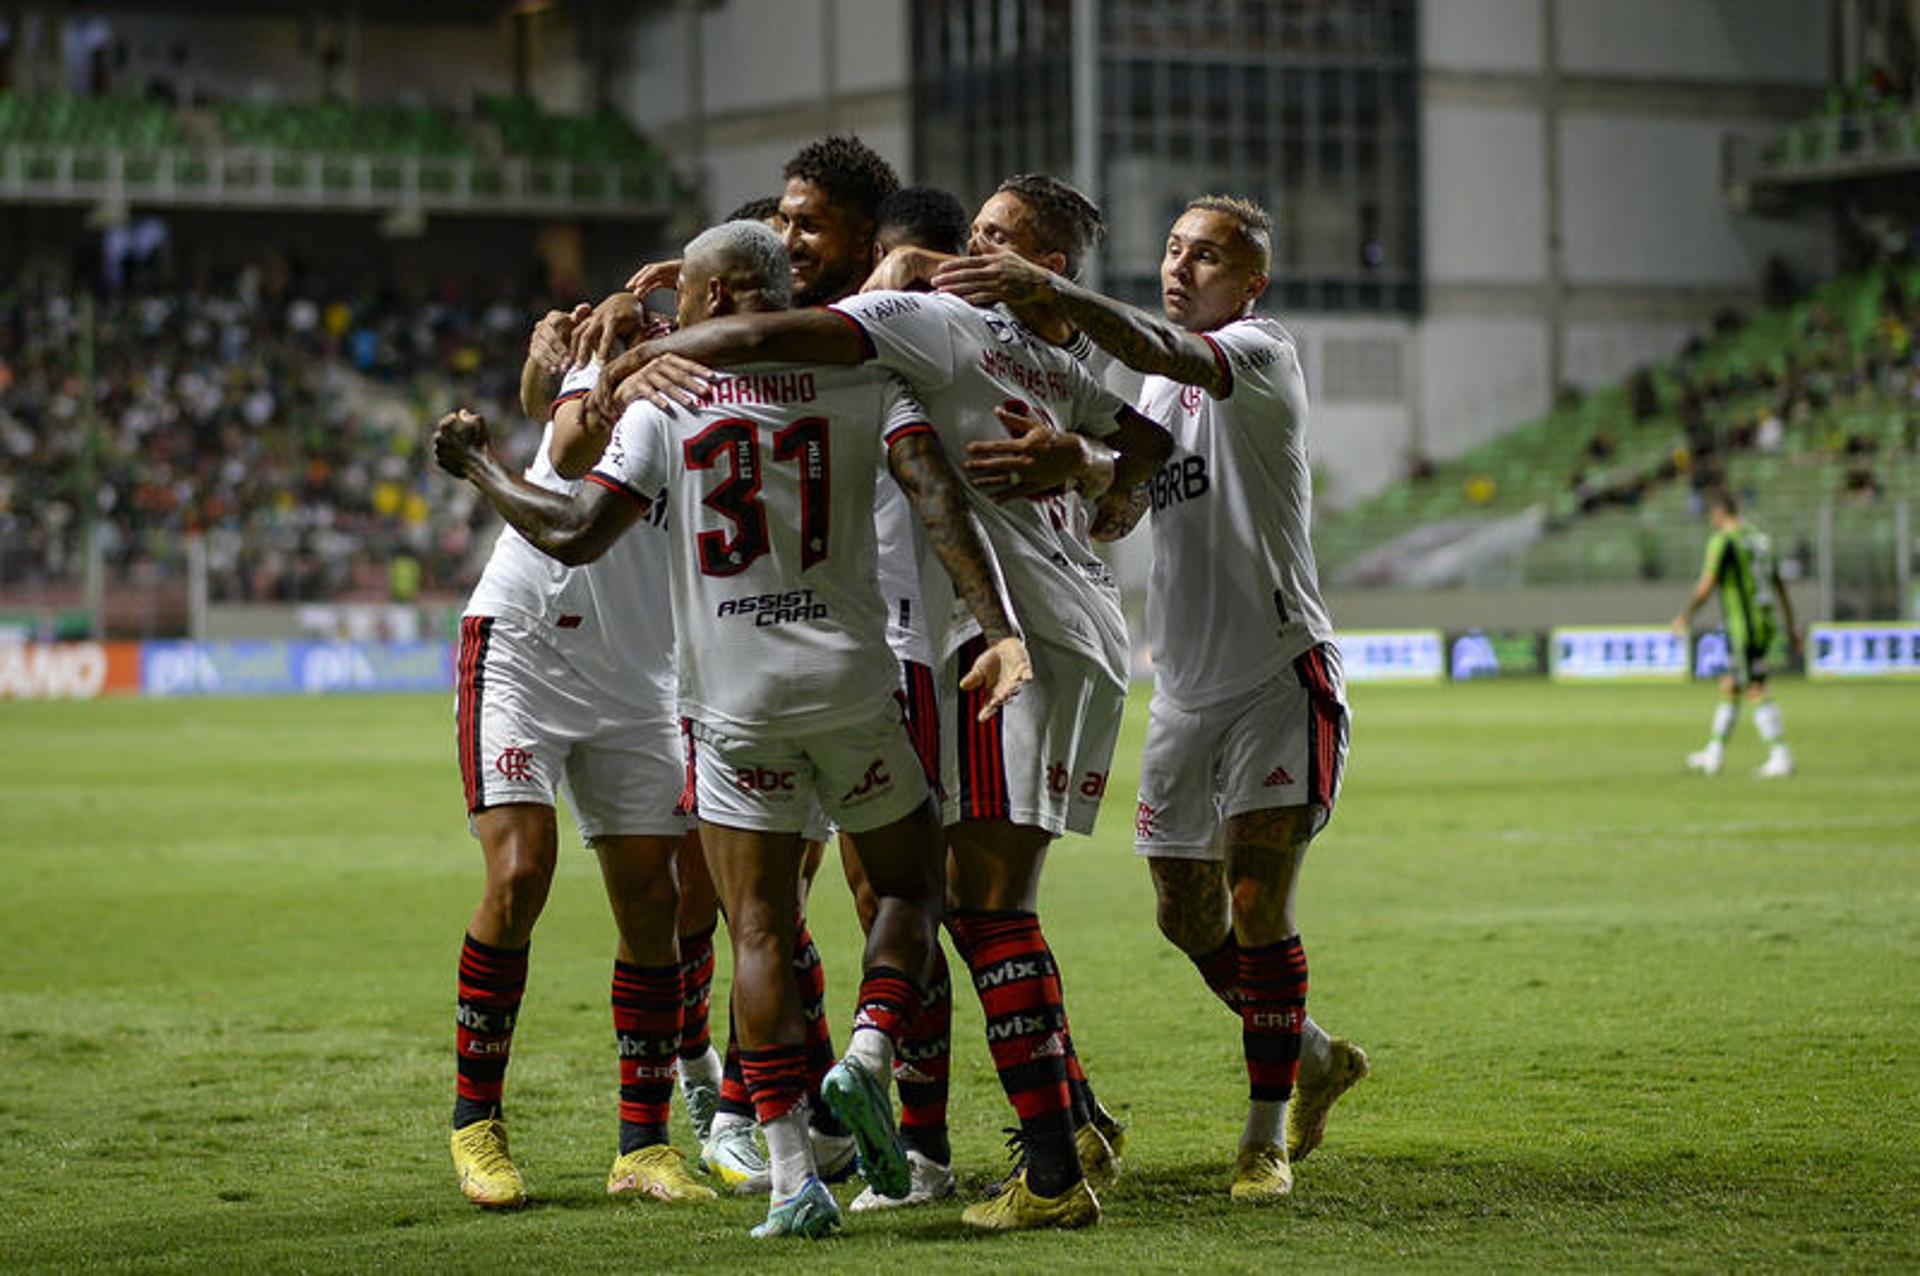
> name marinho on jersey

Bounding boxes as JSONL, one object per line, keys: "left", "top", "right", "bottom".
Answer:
{"left": 696, "top": 371, "right": 819, "bottom": 408}
{"left": 716, "top": 588, "right": 829, "bottom": 626}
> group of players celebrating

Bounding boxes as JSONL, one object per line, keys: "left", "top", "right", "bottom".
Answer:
{"left": 431, "top": 133, "right": 1369, "bottom": 1239}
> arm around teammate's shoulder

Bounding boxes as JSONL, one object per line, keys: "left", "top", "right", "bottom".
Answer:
{"left": 931, "top": 253, "right": 1230, "bottom": 396}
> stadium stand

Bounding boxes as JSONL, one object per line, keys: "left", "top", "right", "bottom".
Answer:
{"left": 0, "top": 276, "right": 536, "bottom": 616}
{"left": 1318, "top": 257, "right": 1920, "bottom": 589}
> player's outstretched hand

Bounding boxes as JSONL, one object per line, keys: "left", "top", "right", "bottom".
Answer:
{"left": 625, "top": 259, "right": 682, "bottom": 298}
{"left": 958, "top": 635, "right": 1033, "bottom": 720}
{"left": 932, "top": 253, "right": 1059, "bottom": 309}
{"left": 965, "top": 405, "right": 1108, "bottom": 501}
{"left": 613, "top": 353, "right": 714, "bottom": 413}
{"left": 433, "top": 409, "right": 490, "bottom": 479}
{"left": 568, "top": 291, "right": 644, "bottom": 367}
{"left": 530, "top": 303, "right": 591, "bottom": 375}
{"left": 1669, "top": 614, "right": 1690, "bottom": 636}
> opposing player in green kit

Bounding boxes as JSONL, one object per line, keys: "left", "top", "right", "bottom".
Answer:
{"left": 1672, "top": 488, "right": 1802, "bottom": 779}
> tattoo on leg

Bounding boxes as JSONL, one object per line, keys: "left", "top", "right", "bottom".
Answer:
{"left": 1223, "top": 807, "right": 1314, "bottom": 946}
{"left": 1148, "top": 857, "right": 1230, "bottom": 956}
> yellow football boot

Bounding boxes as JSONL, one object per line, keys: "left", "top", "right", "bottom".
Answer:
{"left": 451, "top": 1119, "right": 527, "bottom": 1209}
{"left": 961, "top": 1170, "right": 1100, "bottom": 1231}
{"left": 1286, "top": 1037, "right": 1371, "bottom": 1162}
{"left": 607, "top": 1144, "right": 718, "bottom": 1202}
{"left": 1075, "top": 1121, "right": 1119, "bottom": 1193}
{"left": 1229, "top": 1143, "right": 1294, "bottom": 1202}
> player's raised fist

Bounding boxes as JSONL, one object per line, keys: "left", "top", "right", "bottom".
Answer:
{"left": 958, "top": 635, "right": 1034, "bottom": 720}
{"left": 433, "top": 408, "right": 490, "bottom": 478}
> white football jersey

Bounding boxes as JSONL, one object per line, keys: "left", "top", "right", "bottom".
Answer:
{"left": 1136, "top": 316, "right": 1334, "bottom": 707}
{"left": 463, "top": 363, "right": 676, "bottom": 711}
{"left": 872, "top": 468, "right": 939, "bottom": 668}
{"left": 830, "top": 290, "right": 1130, "bottom": 687}
{"left": 591, "top": 362, "right": 931, "bottom": 737}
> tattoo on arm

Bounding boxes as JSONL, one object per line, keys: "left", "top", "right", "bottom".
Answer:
{"left": 1048, "top": 278, "right": 1230, "bottom": 395}
{"left": 1090, "top": 485, "right": 1152, "bottom": 542}
{"left": 888, "top": 433, "right": 1021, "bottom": 644}
{"left": 465, "top": 448, "right": 641, "bottom": 566}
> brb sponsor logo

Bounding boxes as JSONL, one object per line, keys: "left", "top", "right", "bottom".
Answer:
{"left": 734, "top": 766, "right": 797, "bottom": 794}
{"left": 1148, "top": 454, "right": 1210, "bottom": 512}
{"left": 716, "top": 589, "right": 829, "bottom": 627}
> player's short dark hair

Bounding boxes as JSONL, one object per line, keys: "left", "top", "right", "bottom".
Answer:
{"left": 994, "top": 173, "right": 1106, "bottom": 279}
{"left": 1706, "top": 486, "right": 1739, "bottom": 515}
{"left": 876, "top": 185, "right": 969, "bottom": 256}
{"left": 726, "top": 195, "right": 782, "bottom": 225}
{"left": 1186, "top": 194, "right": 1274, "bottom": 272}
{"left": 782, "top": 134, "right": 901, "bottom": 227}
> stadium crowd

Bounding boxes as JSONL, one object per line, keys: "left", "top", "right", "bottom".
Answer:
{"left": 0, "top": 270, "right": 538, "bottom": 604}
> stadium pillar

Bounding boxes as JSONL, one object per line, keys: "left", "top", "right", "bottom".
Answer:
{"left": 1895, "top": 499, "right": 1913, "bottom": 620}
{"left": 1818, "top": 502, "right": 1835, "bottom": 623}
{"left": 1071, "top": 0, "right": 1100, "bottom": 289}
{"left": 187, "top": 535, "right": 208, "bottom": 643}
{"left": 1540, "top": 0, "right": 1566, "bottom": 400}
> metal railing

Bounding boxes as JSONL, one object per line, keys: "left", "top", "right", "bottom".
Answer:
{"left": 0, "top": 142, "right": 676, "bottom": 219}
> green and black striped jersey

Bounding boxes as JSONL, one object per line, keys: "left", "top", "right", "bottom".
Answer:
{"left": 1703, "top": 522, "right": 1779, "bottom": 648}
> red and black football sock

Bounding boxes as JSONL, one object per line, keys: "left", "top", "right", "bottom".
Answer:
{"left": 1240, "top": 935, "right": 1309, "bottom": 1104}
{"left": 951, "top": 909, "right": 1080, "bottom": 1197}
{"left": 717, "top": 1017, "right": 754, "bottom": 1120}
{"left": 852, "top": 965, "right": 918, "bottom": 1043}
{"left": 676, "top": 922, "right": 717, "bottom": 1061}
{"left": 612, "top": 959, "right": 682, "bottom": 1154}
{"left": 739, "top": 1043, "right": 811, "bottom": 1125}
{"left": 453, "top": 933, "right": 528, "bottom": 1128}
{"left": 792, "top": 921, "right": 847, "bottom": 1136}
{"left": 1192, "top": 934, "right": 1244, "bottom": 1013}
{"left": 895, "top": 946, "right": 952, "bottom": 1164}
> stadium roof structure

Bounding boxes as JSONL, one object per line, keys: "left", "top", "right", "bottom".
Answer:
{"left": 82, "top": 0, "right": 590, "bottom": 25}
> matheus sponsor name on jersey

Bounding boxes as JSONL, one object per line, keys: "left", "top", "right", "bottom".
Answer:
{"left": 715, "top": 589, "right": 830, "bottom": 626}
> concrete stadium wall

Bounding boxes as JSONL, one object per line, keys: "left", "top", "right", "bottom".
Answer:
{"left": 610, "top": 1, "right": 912, "bottom": 224}
{"left": 602, "top": 0, "right": 1838, "bottom": 513}
{"left": 1407, "top": 0, "right": 1835, "bottom": 501}
{"left": 1329, "top": 582, "right": 1701, "bottom": 630}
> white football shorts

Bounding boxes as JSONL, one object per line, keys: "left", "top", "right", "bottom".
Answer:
{"left": 455, "top": 614, "right": 691, "bottom": 841}
{"left": 940, "top": 635, "right": 1125, "bottom": 837}
{"left": 685, "top": 705, "right": 932, "bottom": 836}
{"left": 1133, "top": 642, "right": 1349, "bottom": 861}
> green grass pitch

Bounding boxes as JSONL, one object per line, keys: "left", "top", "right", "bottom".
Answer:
{"left": 3, "top": 681, "right": 1917, "bottom": 1271}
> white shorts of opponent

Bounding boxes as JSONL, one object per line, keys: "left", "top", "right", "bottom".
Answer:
{"left": 455, "top": 614, "right": 691, "bottom": 840}
{"left": 1133, "top": 642, "right": 1350, "bottom": 860}
{"left": 686, "top": 706, "right": 932, "bottom": 836}
{"left": 940, "top": 634, "right": 1126, "bottom": 837}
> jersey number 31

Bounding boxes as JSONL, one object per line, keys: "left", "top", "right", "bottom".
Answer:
{"left": 684, "top": 417, "right": 830, "bottom": 577}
